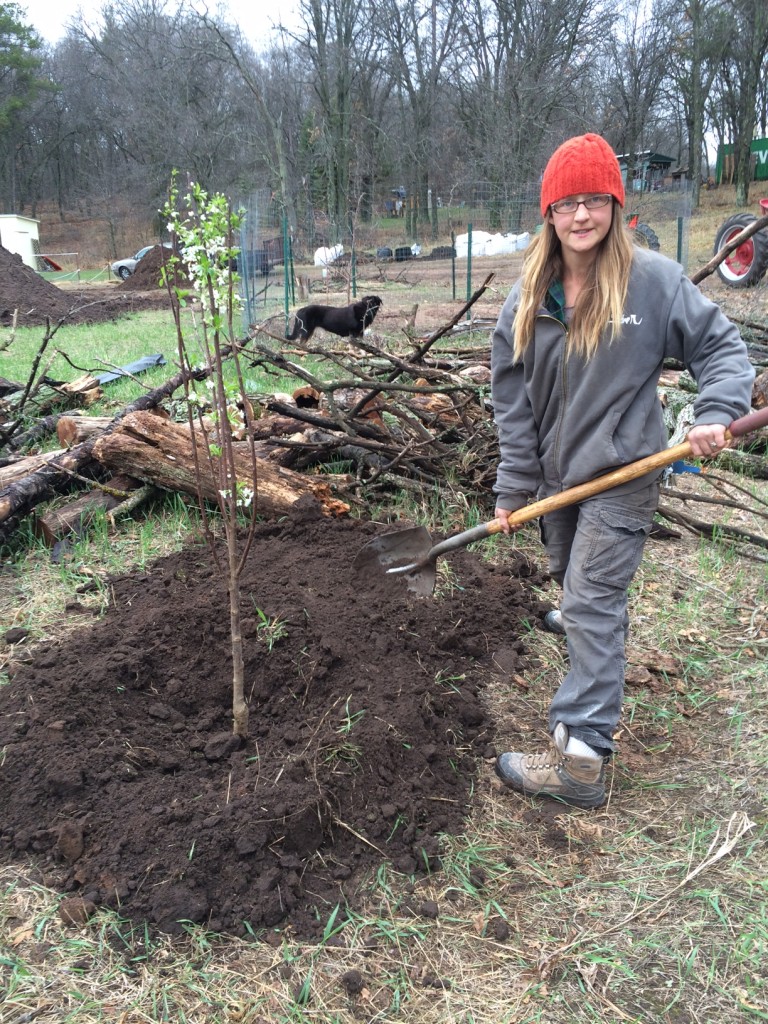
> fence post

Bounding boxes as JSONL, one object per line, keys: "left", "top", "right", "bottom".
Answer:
{"left": 466, "top": 223, "right": 473, "bottom": 318}
{"left": 283, "top": 214, "right": 290, "bottom": 335}
{"left": 451, "top": 230, "right": 456, "bottom": 300}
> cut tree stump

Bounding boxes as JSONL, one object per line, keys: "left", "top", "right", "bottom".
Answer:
{"left": 91, "top": 411, "right": 349, "bottom": 517}
{"left": 56, "top": 416, "right": 115, "bottom": 447}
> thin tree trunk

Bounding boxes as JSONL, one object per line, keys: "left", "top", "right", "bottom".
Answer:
{"left": 228, "top": 523, "right": 248, "bottom": 738}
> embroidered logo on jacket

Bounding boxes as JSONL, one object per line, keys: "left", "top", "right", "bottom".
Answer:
{"left": 621, "top": 313, "right": 643, "bottom": 325}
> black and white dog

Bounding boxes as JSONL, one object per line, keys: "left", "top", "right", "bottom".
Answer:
{"left": 287, "top": 295, "right": 382, "bottom": 342}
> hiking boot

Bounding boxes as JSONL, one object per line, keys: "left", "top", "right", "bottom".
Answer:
{"left": 494, "top": 723, "right": 606, "bottom": 808}
{"left": 543, "top": 609, "right": 566, "bottom": 635}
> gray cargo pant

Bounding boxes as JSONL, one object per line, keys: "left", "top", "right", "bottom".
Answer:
{"left": 541, "top": 482, "right": 659, "bottom": 754}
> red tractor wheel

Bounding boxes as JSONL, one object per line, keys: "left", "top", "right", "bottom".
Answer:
{"left": 714, "top": 214, "right": 768, "bottom": 287}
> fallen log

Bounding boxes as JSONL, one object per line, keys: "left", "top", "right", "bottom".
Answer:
{"left": 250, "top": 412, "right": 328, "bottom": 441}
{"left": 35, "top": 373, "right": 103, "bottom": 415}
{"left": 6, "top": 412, "right": 75, "bottom": 452}
{"left": 657, "top": 502, "right": 768, "bottom": 553}
{"left": 0, "top": 445, "right": 94, "bottom": 526}
{"left": 707, "top": 447, "right": 768, "bottom": 479}
{"left": 0, "top": 449, "right": 66, "bottom": 489}
{"left": 56, "top": 410, "right": 169, "bottom": 448}
{"left": 91, "top": 411, "right": 349, "bottom": 517}
{"left": 34, "top": 474, "right": 143, "bottom": 545}
{"left": 0, "top": 376, "right": 23, "bottom": 396}
{"left": 0, "top": 344, "right": 238, "bottom": 528}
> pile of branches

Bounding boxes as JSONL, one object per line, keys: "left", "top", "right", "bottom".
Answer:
{"left": 245, "top": 278, "right": 500, "bottom": 501}
{"left": 1, "top": 272, "right": 767, "bottom": 558}
{"left": 0, "top": 277, "right": 500, "bottom": 546}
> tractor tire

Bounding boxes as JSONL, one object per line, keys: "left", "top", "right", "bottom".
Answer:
{"left": 714, "top": 214, "right": 768, "bottom": 287}
{"left": 633, "top": 222, "right": 660, "bottom": 251}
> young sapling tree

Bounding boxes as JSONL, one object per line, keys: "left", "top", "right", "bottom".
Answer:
{"left": 161, "top": 178, "right": 258, "bottom": 738}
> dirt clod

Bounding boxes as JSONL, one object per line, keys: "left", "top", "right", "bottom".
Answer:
{"left": 58, "top": 896, "right": 97, "bottom": 927}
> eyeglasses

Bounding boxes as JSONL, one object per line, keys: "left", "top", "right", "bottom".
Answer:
{"left": 550, "top": 194, "right": 613, "bottom": 215}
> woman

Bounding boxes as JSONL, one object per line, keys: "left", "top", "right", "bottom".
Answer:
{"left": 491, "top": 133, "right": 754, "bottom": 808}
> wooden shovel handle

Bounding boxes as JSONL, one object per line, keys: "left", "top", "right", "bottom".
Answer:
{"left": 486, "top": 407, "right": 768, "bottom": 536}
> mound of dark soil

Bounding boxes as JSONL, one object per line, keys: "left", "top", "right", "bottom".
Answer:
{"left": 0, "top": 245, "right": 168, "bottom": 326}
{"left": 0, "top": 502, "right": 550, "bottom": 940}
{"left": 118, "top": 245, "right": 190, "bottom": 292}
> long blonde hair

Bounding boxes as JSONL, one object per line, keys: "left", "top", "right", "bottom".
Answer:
{"left": 513, "top": 205, "right": 635, "bottom": 362}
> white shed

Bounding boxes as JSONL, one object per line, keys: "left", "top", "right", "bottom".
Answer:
{"left": 0, "top": 214, "right": 40, "bottom": 269}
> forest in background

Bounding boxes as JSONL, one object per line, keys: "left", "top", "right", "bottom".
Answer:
{"left": 1, "top": 0, "right": 768, "bottom": 255}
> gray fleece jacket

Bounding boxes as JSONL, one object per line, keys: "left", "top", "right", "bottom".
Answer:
{"left": 491, "top": 247, "right": 755, "bottom": 509}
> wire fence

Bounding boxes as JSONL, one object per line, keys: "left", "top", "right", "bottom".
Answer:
{"left": 236, "top": 182, "right": 694, "bottom": 330}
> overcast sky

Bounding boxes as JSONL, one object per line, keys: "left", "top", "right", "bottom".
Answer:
{"left": 19, "top": 0, "right": 299, "bottom": 46}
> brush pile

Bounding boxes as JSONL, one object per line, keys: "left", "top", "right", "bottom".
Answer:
{"left": 1, "top": 271, "right": 767, "bottom": 556}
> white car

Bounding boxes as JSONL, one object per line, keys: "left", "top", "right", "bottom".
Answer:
{"left": 111, "top": 243, "right": 171, "bottom": 280}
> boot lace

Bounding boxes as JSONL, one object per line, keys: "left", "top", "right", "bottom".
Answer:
{"left": 523, "top": 743, "right": 561, "bottom": 772}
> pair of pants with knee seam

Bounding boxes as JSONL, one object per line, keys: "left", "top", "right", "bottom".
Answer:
{"left": 541, "top": 482, "right": 659, "bottom": 753}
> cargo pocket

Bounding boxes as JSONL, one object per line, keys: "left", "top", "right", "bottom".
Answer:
{"left": 583, "top": 506, "right": 654, "bottom": 589}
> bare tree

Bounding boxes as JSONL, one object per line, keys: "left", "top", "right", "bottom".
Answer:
{"left": 292, "top": 0, "right": 375, "bottom": 238}
{"left": 344, "top": 37, "right": 395, "bottom": 226}
{"left": 192, "top": 17, "right": 310, "bottom": 236}
{"left": 61, "top": 2, "right": 256, "bottom": 211}
{"left": 664, "top": 0, "right": 730, "bottom": 206}
{"left": 451, "top": 0, "right": 604, "bottom": 214}
{"left": 375, "top": 0, "right": 462, "bottom": 240}
{"left": 600, "top": 0, "right": 673, "bottom": 187}
{"left": 708, "top": 0, "right": 768, "bottom": 205}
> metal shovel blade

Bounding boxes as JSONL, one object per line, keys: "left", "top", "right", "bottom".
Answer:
{"left": 352, "top": 526, "right": 436, "bottom": 596}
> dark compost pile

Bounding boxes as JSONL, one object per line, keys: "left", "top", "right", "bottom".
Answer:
{"left": 0, "top": 502, "right": 551, "bottom": 940}
{"left": 0, "top": 245, "right": 167, "bottom": 326}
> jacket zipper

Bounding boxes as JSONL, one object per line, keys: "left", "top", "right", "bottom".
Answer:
{"left": 536, "top": 312, "right": 569, "bottom": 489}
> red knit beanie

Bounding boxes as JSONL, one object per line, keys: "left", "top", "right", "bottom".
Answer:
{"left": 540, "top": 133, "right": 625, "bottom": 216}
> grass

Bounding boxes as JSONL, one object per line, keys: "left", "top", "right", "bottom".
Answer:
{"left": 39, "top": 269, "right": 113, "bottom": 285}
{"left": 2, "top": 309, "right": 179, "bottom": 416}
{"left": 2, "top": 495, "right": 765, "bottom": 1023}
{"left": 1, "top": 191, "right": 768, "bottom": 1021}
{"left": 1, "top": 303, "right": 334, "bottom": 438}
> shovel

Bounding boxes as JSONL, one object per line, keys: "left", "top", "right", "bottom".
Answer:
{"left": 354, "top": 408, "right": 768, "bottom": 596}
